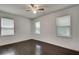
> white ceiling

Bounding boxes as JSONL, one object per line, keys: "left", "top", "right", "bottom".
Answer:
{"left": 0, "top": 4, "right": 77, "bottom": 19}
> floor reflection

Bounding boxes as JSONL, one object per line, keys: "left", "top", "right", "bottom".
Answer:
{"left": 0, "top": 48, "right": 16, "bottom": 55}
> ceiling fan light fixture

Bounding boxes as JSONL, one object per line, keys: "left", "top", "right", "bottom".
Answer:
{"left": 25, "top": 4, "right": 44, "bottom": 14}
{"left": 33, "top": 10, "right": 37, "bottom": 14}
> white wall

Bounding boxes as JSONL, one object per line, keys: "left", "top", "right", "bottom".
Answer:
{"left": 31, "top": 5, "right": 79, "bottom": 51}
{"left": 0, "top": 11, "right": 31, "bottom": 46}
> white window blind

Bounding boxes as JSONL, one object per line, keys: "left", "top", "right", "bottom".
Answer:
{"left": 35, "top": 21, "right": 40, "bottom": 34}
{"left": 1, "top": 18, "right": 14, "bottom": 36}
{"left": 56, "top": 15, "right": 71, "bottom": 37}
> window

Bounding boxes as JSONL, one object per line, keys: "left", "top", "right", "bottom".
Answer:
{"left": 35, "top": 21, "right": 40, "bottom": 34}
{"left": 1, "top": 18, "right": 14, "bottom": 36}
{"left": 56, "top": 15, "right": 71, "bottom": 37}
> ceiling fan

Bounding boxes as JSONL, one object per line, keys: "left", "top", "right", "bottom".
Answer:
{"left": 25, "top": 4, "right": 45, "bottom": 14}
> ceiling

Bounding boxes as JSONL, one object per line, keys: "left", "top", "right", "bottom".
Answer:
{"left": 0, "top": 4, "right": 77, "bottom": 19}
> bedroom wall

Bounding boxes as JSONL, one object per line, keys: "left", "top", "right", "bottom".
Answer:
{"left": 0, "top": 11, "right": 31, "bottom": 46}
{"left": 31, "top": 5, "right": 79, "bottom": 51}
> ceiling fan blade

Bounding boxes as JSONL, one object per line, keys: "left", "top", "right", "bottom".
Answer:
{"left": 30, "top": 4, "right": 35, "bottom": 8}
{"left": 37, "top": 10, "right": 44, "bottom": 13}
{"left": 38, "top": 8, "right": 44, "bottom": 11}
{"left": 25, "top": 9, "right": 31, "bottom": 11}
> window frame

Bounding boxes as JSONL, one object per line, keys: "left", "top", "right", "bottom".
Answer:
{"left": 56, "top": 15, "right": 72, "bottom": 38}
{"left": 0, "top": 17, "right": 14, "bottom": 36}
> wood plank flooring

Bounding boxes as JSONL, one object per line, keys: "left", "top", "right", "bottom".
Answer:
{"left": 0, "top": 39, "right": 79, "bottom": 55}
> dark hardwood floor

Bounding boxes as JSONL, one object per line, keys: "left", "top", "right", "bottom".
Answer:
{"left": 0, "top": 39, "right": 79, "bottom": 55}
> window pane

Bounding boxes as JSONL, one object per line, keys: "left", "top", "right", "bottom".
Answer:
{"left": 1, "top": 28, "right": 14, "bottom": 36}
{"left": 35, "top": 22, "right": 40, "bottom": 34}
{"left": 36, "top": 27, "right": 40, "bottom": 34}
{"left": 1, "top": 18, "right": 14, "bottom": 28}
{"left": 57, "top": 27, "right": 71, "bottom": 37}
{"left": 56, "top": 15, "right": 71, "bottom": 26}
